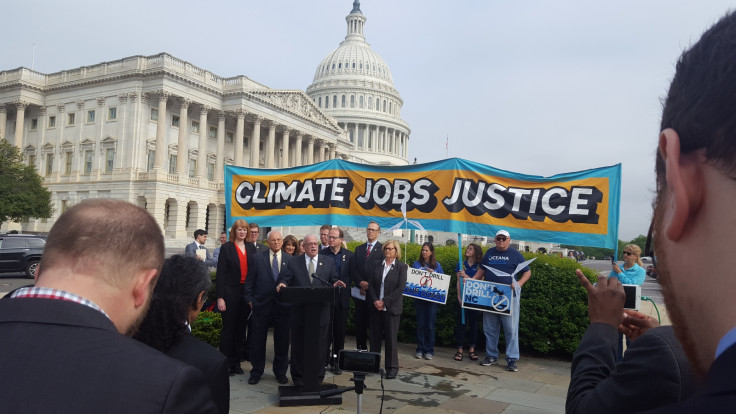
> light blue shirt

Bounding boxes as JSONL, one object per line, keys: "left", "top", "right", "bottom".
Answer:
{"left": 609, "top": 263, "right": 646, "bottom": 285}
{"left": 716, "top": 326, "right": 736, "bottom": 360}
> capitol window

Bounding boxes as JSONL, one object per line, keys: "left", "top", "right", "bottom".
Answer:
{"left": 171, "top": 115, "right": 180, "bottom": 128}
{"left": 333, "top": 95, "right": 337, "bottom": 107}
{"left": 350, "top": 95, "right": 355, "bottom": 108}
{"left": 338, "top": 63, "right": 342, "bottom": 69}
{"left": 341, "top": 95, "right": 346, "bottom": 108}
{"left": 108, "top": 107, "right": 117, "bottom": 120}
{"left": 150, "top": 108, "right": 158, "bottom": 121}
{"left": 105, "top": 148, "right": 114, "bottom": 173}
{"left": 191, "top": 120, "right": 199, "bottom": 133}
{"left": 325, "top": 96, "right": 329, "bottom": 108}
{"left": 226, "top": 131, "right": 233, "bottom": 143}
{"left": 209, "top": 126, "right": 217, "bottom": 138}
{"left": 168, "top": 155, "right": 177, "bottom": 174}
{"left": 85, "top": 150, "right": 93, "bottom": 174}
{"left": 367, "top": 97, "right": 372, "bottom": 110}
{"left": 48, "top": 116, "right": 56, "bottom": 128}
{"left": 67, "top": 113, "right": 76, "bottom": 126}
{"left": 30, "top": 118, "right": 38, "bottom": 131}
{"left": 359, "top": 96, "right": 364, "bottom": 108}
{"left": 318, "top": 97, "right": 322, "bottom": 108}
{"left": 87, "top": 110, "right": 95, "bottom": 123}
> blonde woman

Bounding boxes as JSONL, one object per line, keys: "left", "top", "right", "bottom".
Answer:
{"left": 366, "top": 240, "right": 408, "bottom": 379}
{"left": 610, "top": 244, "right": 646, "bottom": 285}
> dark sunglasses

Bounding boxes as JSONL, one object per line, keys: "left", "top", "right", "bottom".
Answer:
{"left": 495, "top": 237, "right": 507, "bottom": 241}
{"left": 623, "top": 251, "right": 635, "bottom": 256}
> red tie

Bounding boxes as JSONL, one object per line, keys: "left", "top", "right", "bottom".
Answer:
{"left": 366, "top": 243, "right": 371, "bottom": 256}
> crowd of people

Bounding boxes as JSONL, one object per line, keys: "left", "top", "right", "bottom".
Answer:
{"left": 5, "top": 9, "right": 736, "bottom": 412}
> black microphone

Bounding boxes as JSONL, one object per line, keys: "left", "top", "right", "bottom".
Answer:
{"left": 311, "top": 273, "right": 331, "bottom": 286}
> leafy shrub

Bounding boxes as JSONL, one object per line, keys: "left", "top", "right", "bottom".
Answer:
{"left": 192, "top": 311, "right": 223, "bottom": 347}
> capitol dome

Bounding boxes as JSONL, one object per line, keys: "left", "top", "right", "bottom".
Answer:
{"left": 307, "top": 0, "right": 410, "bottom": 166}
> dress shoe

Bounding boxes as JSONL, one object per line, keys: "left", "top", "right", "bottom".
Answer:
{"left": 331, "top": 366, "right": 342, "bottom": 375}
{"left": 386, "top": 369, "right": 398, "bottom": 379}
{"left": 248, "top": 375, "right": 260, "bottom": 385}
{"left": 231, "top": 365, "right": 244, "bottom": 375}
{"left": 276, "top": 375, "right": 289, "bottom": 384}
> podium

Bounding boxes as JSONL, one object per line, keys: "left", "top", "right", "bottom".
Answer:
{"left": 278, "top": 285, "right": 341, "bottom": 407}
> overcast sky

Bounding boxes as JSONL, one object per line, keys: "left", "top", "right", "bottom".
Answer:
{"left": 3, "top": 0, "right": 733, "bottom": 241}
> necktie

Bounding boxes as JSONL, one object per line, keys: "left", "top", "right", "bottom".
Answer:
{"left": 271, "top": 253, "right": 279, "bottom": 281}
{"left": 198, "top": 245, "right": 204, "bottom": 250}
{"left": 308, "top": 258, "right": 315, "bottom": 283}
{"left": 366, "top": 243, "right": 371, "bottom": 256}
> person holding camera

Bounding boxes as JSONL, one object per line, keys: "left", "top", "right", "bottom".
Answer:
{"left": 610, "top": 244, "right": 647, "bottom": 360}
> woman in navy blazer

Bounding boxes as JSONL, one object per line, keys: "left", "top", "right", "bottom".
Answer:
{"left": 134, "top": 255, "right": 229, "bottom": 414}
{"left": 367, "top": 239, "right": 408, "bottom": 379}
{"left": 216, "top": 219, "right": 257, "bottom": 375}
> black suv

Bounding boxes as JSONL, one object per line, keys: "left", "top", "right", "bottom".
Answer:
{"left": 0, "top": 234, "right": 45, "bottom": 279}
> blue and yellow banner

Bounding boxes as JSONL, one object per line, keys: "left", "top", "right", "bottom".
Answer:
{"left": 225, "top": 158, "right": 621, "bottom": 248}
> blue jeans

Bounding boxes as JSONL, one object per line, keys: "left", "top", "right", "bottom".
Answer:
{"left": 415, "top": 299, "right": 438, "bottom": 354}
{"left": 482, "top": 292, "right": 520, "bottom": 361}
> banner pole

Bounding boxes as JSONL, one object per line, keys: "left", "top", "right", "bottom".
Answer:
{"left": 458, "top": 233, "right": 464, "bottom": 324}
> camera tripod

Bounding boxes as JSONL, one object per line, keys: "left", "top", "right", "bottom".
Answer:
{"left": 320, "top": 372, "right": 369, "bottom": 414}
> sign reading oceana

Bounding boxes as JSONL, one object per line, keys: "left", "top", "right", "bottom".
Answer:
{"left": 225, "top": 158, "right": 621, "bottom": 248}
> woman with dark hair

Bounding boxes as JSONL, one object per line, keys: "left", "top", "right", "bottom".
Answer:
{"left": 216, "top": 219, "right": 256, "bottom": 375}
{"left": 453, "top": 243, "right": 485, "bottom": 361}
{"left": 412, "top": 242, "right": 443, "bottom": 360}
{"left": 283, "top": 235, "right": 299, "bottom": 256}
{"left": 134, "top": 255, "right": 229, "bottom": 414}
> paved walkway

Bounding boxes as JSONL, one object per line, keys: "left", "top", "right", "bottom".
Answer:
{"left": 228, "top": 335, "right": 571, "bottom": 414}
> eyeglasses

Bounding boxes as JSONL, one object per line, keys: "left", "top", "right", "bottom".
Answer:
{"left": 623, "top": 251, "right": 635, "bottom": 256}
{"left": 366, "top": 228, "right": 379, "bottom": 232}
{"left": 328, "top": 236, "right": 340, "bottom": 240}
{"left": 495, "top": 237, "right": 508, "bottom": 242}
{"left": 249, "top": 231, "right": 259, "bottom": 234}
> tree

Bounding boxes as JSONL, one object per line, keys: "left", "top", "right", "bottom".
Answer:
{"left": 0, "top": 139, "right": 52, "bottom": 227}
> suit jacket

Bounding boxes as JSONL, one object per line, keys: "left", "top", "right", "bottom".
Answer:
{"left": 185, "top": 241, "right": 217, "bottom": 267}
{"left": 253, "top": 242, "right": 267, "bottom": 254}
{"left": 567, "top": 323, "right": 696, "bottom": 414}
{"left": 167, "top": 333, "right": 229, "bottom": 414}
{"left": 353, "top": 241, "right": 383, "bottom": 286}
{"left": 366, "top": 259, "right": 408, "bottom": 316}
{"left": 323, "top": 247, "right": 354, "bottom": 307}
{"left": 279, "top": 253, "right": 338, "bottom": 326}
{"left": 0, "top": 297, "right": 217, "bottom": 413}
{"left": 644, "top": 342, "right": 736, "bottom": 413}
{"left": 245, "top": 249, "right": 292, "bottom": 315}
{"left": 215, "top": 241, "right": 257, "bottom": 299}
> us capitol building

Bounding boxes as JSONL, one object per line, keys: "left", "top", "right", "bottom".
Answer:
{"left": 0, "top": 1, "right": 411, "bottom": 244}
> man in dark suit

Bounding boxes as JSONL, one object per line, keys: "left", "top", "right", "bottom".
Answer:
{"left": 319, "top": 224, "right": 331, "bottom": 251}
{"left": 628, "top": 10, "right": 736, "bottom": 412}
{"left": 352, "top": 220, "right": 383, "bottom": 350}
{"left": 0, "top": 199, "right": 217, "bottom": 413}
{"left": 322, "top": 227, "right": 354, "bottom": 374}
{"left": 248, "top": 223, "right": 267, "bottom": 254}
{"left": 244, "top": 230, "right": 292, "bottom": 385}
{"left": 185, "top": 228, "right": 217, "bottom": 267}
{"left": 567, "top": 270, "right": 696, "bottom": 413}
{"left": 277, "top": 234, "right": 345, "bottom": 387}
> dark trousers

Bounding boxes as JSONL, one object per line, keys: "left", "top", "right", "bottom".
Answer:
{"left": 415, "top": 299, "right": 438, "bottom": 354}
{"left": 290, "top": 320, "right": 329, "bottom": 385}
{"left": 369, "top": 308, "right": 401, "bottom": 372}
{"left": 328, "top": 302, "right": 349, "bottom": 363}
{"left": 353, "top": 297, "right": 370, "bottom": 350}
{"left": 219, "top": 284, "right": 250, "bottom": 368}
{"left": 249, "top": 305, "right": 290, "bottom": 378}
{"left": 454, "top": 303, "right": 480, "bottom": 348}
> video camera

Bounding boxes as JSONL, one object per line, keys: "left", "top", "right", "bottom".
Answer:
{"left": 338, "top": 350, "right": 381, "bottom": 374}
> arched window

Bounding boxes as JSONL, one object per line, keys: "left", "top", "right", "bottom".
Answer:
{"left": 325, "top": 96, "right": 329, "bottom": 108}
{"left": 333, "top": 95, "right": 337, "bottom": 108}
{"left": 367, "top": 96, "right": 373, "bottom": 110}
{"left": 359, "top": 96, "right": 364, "bottom": 108}
{"left": 389, "top": 101, "right": 392, "bottom": 114}
{"left": 338, "top": 63, "right": 342, "bottom": 69}
{"left": 383, "top": 100, "right": 387, "bottom": 112}
{"left": 318, "top": 97, "right": 322, "bottom": 108}
{"left": 350, "top": 95, "right": 355, "bottom": 108}
{"left": 332, "top": 63, "right": 335, "bottom": 69}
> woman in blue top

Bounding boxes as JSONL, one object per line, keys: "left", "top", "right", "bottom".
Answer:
{"left": 454, "top": 243, "right": 485, "bottom": 361}
{"left": 609, "top": 244, "right": 646, "bottom": 285}
{"left": 413, "top": 242, "right": 443, "bottom": 360}
{"left": 610, "top": 244, "right": 646, "bottom": 360}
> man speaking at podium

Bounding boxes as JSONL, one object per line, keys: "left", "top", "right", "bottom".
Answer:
{"left": 277, "top": 234, "right": 345, "bottom": 387}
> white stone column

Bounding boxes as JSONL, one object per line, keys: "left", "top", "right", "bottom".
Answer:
{"left": 0, "top": 104, "right": 6, "bottom": 141}
{"left": 280, "top": 127, "right": 290, "bottom": 168}
{"left": 352, "top": 124, "right": 358, "bottom": 150}
{"left": 329, "top": 144, "right": 336, "bottom": 160}
{"left": 266, "top": 121, "right": 276, "bottom": 168}
{"left": 14, "top": 101, "right": 28, "bottom": 148}
{"left": 216, "top": 112, "right": 225, "bottom": 180}
{"left": 306, "top": 136, "right": 314, "bottom": 165}
{"left": 294, "top": 131, "right": 303, "bottom": 167}
{"left": 197, "top": 106, "right": 209, "bottom": 179}
{"left": 360, "top": 124, "right": 367, "bottom": 151}
{"left": 235, "top": 109, "right": 246, "bottom": 166}
{"left": 175, "top": 98, "right": 190, "bottom": 175}
{"left": 393, "top": 130, "right": 398, "bottom": 155}
{"left": 250, "top": 116, "right": 261, "bottom": 168}
{"left": 154, "top": 91, "right": 169, "bottom": 169}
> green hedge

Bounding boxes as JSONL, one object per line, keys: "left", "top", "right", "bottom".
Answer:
{"left": 192, "top": 311, "right": 223, "bottom": 347}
